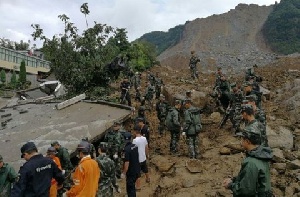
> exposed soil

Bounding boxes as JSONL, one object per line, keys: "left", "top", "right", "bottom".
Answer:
{"left": 115, "top": 56, "right": 300, "bottom": 197}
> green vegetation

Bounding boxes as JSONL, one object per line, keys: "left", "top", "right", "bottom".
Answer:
{"left": 32, "top": 3, "right": 156, "bottom": 98}
{"left": 10, "top": 70, "right": 17, "bottom": 88}
{"left": 138, "top": 24, "right": 185, "bottom": 55}
{"left": 0, "top": 70, "right": 6, "bottom": 84}
{"left": 19, "top": 60, "right": 27, "bottom": 88}
{"left": 263, "top": 0, "right": 300, "bottom": 54}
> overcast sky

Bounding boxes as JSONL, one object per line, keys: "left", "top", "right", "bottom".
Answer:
{"left": 0, "top": 0, "right": 279, "bottom": 46}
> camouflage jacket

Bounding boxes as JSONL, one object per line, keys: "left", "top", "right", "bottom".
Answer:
{"left": 156, "top": 101, "right": 169, "bottom": 119}
{"left": 166, "top": 107, "right": 181, "bottom": 131}
{"left": 56, "top": 147, "right": 73, "bottom": 170}
{"left": 144, "top": 84, "right": 155, "bottom": 100}
{"left": 133, "top": 75, "right": 141, "bottom": 88}
{"left": 155, "top": 77, "right": 163, "bottom": 87}
{"left": 219, "top": 80, "right": 231, "bottom": 93}
{"left": 255, "top": 108, "right": 266, "bottom": 127}
{"left": 96, "top": 154, "right": 117, "bottom": 189}
{"left": 230, "top": 90, "right": 243, "bottom": 108}
{"left": 189, "top": 55, "right": 200, "bottom": 68}
{"left": 104, "top": 130, "right": 125, "bottom": 154}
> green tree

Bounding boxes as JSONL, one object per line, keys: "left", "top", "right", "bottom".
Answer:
{"left": 263, "top": 0, "right": 300, "bottom": 54}
{"left": 19, "top": 60, "right": 27, "bottom": 87}
{"left": 10, "top": 70, "right": 17, "bottom": 88}
{"left": 31, "top": 3, "right": 156, "bottom": 97}
{"left": 0, "top": 70, "right": 6, "bottom": 84}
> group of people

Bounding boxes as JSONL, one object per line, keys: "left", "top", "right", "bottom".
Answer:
{"left": 0, "top": 61, "right": 273, "bottom": 197}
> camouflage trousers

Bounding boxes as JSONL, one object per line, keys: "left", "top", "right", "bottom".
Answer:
{"left": 158, "top": 118, "right": 166, "bottom": 135}
{"left": 186, "top": 135, "right": 200, "bottom": 159}
{"left": 155, "top": 86, "right": 162, "bottom": 99}
{"left": 97, "top": 184, "right": 113, "bottom": 197}
{"left": 190, "top": 67, "right": 199, "bottom": 79}
{"left": 170, "top": 130, "right": 180, "bottom": 153}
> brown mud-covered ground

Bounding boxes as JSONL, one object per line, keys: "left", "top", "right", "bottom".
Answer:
{"left": 114, "top": 56, "right": 300, "bottom": 197}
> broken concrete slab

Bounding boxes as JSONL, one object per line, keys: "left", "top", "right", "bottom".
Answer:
{"left": 55, "top": 93, "right": 86, "bottom": 110}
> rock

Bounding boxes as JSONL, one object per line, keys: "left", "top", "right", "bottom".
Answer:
{"left": 283, "top": 150, "right": 297, "bottom": 161}
{"left": 287, "top": 160, "right": 300, "bottom": 170}
{"left": 267, "top": 126, "right": 294, "bottom": 149}
{"left": 210, "top": 112, "right": 222, "bottom": 123}
{"left": 182, "top": 179, "right": 195, "bottom": 188}
{"left": 272, "top": 148, "right": 285, "bottom": 163}
{"left": 272, "top": 163, "right": 286, "bottom": 174}
{"left": 219, "top": 147, "right": 231, "bottom": 155}
{"left": 151, "top": 155, "right": 176, "bottom": 172}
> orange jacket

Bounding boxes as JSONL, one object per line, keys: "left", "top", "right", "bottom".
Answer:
{"left": 51, "top": 156, "right": 62, "bottom": 185}
{"left": 66, "top": 156, "right": 100, "bottom": 197}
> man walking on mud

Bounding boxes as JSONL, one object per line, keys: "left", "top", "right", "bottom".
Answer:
{"left": 189, "top": 50, "right": 200, "bottom": 80}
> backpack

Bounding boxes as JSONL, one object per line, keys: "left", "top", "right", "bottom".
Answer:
{"left": 165, "top": 109, "right": 174, "bottom": 130}
{"left": 187, "top": 108, "right": 202, "bottom": 134}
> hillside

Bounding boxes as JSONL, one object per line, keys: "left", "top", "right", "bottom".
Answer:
{"left": 157, "top": 3, "right": 276, "bottom": 69}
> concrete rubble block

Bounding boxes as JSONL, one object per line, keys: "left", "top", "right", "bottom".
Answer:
{"left": 151, "top": 155, "right": 176, "bottom": 172}
{"left": 287, "top": 160, "right": 300, "bottom": 170}
{"left": 272, "top": 163, "right": 286, "bottom": 174}
{"left": 55, "top": 93, "right": 86, "bottom": 110}
{"left": 267, "top": 126, "right": 294, "bottom": 149}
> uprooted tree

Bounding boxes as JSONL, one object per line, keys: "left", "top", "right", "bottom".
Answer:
{"left": 31, "top": 2, "right": 157, "bottom": 97}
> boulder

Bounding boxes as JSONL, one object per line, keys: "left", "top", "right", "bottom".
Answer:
{"left": 272, "top": 148, "right": 285, "bottom": 163}
{"left": 287, "top": 160, "right": 300, "bottom": 170}
{"left": 272, "top": 163, "right": 286, "bottom": 174}
{"left": 267, "top": 126, "right": 294, "bottom": 149}
{"left": 210, "top": 112, "right": 222, "bottom": 123}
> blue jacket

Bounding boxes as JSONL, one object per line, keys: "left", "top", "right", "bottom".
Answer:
{"left": 11, "top": 154, "right": 64, "bottom": 197}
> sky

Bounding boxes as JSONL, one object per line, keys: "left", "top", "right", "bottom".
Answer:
{"left": 0, "top": 0, "right": 279, "bottom": 47}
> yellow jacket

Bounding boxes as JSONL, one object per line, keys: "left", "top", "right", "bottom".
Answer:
{"left": 66, "top": 156, "right": 100, "bottom": 197}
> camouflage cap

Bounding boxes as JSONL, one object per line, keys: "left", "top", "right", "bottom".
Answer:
{"left": 242, "top": 99, "right": 249, "bottom": 104}
{"left": 113, "top": 120, "right": 122, "bottom": 126}
{"left": 241, "top": 104, "right": 254, "bottom": 114}
{"left": 47, "top": 147, "right": 57, "bottom": 155}
{"left": 245, "top": 95, "right": 256, "bottom": 102}
{"left": 174, "top": 99, "right": 181, "bottom": 105}
{"left": 51, "top": 141, "right": 60, "bottom": 146}
{"left": 98, "top": 142, "right": 109, "bottom": 149}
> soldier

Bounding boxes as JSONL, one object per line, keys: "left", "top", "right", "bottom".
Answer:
{"left": 154, "top": 72, "right": 164, "bottom": 99}
{"left": 245, "top": 96, "right": 268, "bottom": 146}
{"left": 120, "top": 77, "right": 131, "bottom": 106}
{"left": 133, "top": 106, "right": 148, "bottom": 125}
{"left": 183, "top": 99, "right": 202, "bottom": 159}
{"left": 147, "top": 71, "right": 156, "bottom": 86}
{"left": 65, "top": 141, "right": 100, "bottom": 196}
{"left": 165, "top": 100, "right": 182, "bottom": 154}
{"left": 104, "top": 121, "right": 125, "bottom": 179}
{"left": 218, "top": 75, "right": 231, "bottom": 110}
{"left": 96, "top": 142, "right": 120, "bottom": 197}
{"left": 0, "top": 154, "right": 17, "bottom": 196}
{"left": 133, "top": 72, "right": 141, "bottom": 102}
{"left": 81, "top": 137, "right": 96, "bottom": 159}
{"left": 142, "top": 81, "right": 155, "bottom": 110}
{"left": 243, "top": 81, "right": 260, "bottom": 108}
{"left": 51, "top": 141, "right": 73, "bottom": 172}
{"left": 11, "top": 142, "right": 64, "bottom": 196}
{"left": 156, "top": 95, "right": 169, "bottom": 135}
{"left": 223, "top": 128, "right": 273, "bottom": 196}
{"left": 189, "top": 50, "right": 200, "bottom": 79}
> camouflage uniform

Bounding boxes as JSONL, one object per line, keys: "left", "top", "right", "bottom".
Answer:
{"left": 155, "top": 77, "right": 163, "bottom": 99}
{"left": 120, "top": 80, "right": 131, "bottom": 106}
{"left": 244, "top": 119, "right": 266, "bottom": 147}
{"left": 56, "top": 147, "right": 73, "bottom": 171}
{"left": 133, "top": 73, "right": 141, "bottom": 102}
{"left": 166, "top": 107, "right": 181, "bottom": 153}
{"left": 189, "top": 54, "right": 200, "bottom": 79}
{"left": 96, "top": 153, "right": 118, "bottom": 197}
{"left": 143, "top": 83, "right": 155, "bottom": 110}
{"left": 147, "top": 72, "right": 156, "bottom": 86}
{"left": 156, "top": 99, "right": 169, "bottom": 135}
{"left": 104, "top": 130, "right": 125, "bottom": 178}
{"left": 183, "top": 106, "right": 202, "bottom": 159}
{"left": 255, "top": 108, "right": 268, "bottom": 146}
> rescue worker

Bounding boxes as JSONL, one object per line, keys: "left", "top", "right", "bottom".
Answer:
{"left": 165, "top": 100, "right": 182, "bottom": 154}
{"left": 122, "top": 132, "right": 140, "bottom": 197}
{"left": 46, "top": 147, "right": 63, "bottom": 197}
{"left": 243, "top": 81, "right": 259, "bottom": 108}
{"left": 81, "top": 137, "right": 97, "bottom": 159}
{"left": 183, "top": 99, "right": 202, "bottom": 159}
{"left": 142, "top": 81, "right": 155, "bottom": 110}
{"left": 65, "top": 141, "right": 100, "bottom": 196}
{"left": 133, "top": 106, "right": 148, "bottom": 125}
{"left": 96, "top": 142, "right": 120, "bottom": 197}
{"left": 189, "top": 51, "right": 200, "bottom": 79}
{"left": 120, "top": 77, "right": 131, "bottom": 106}
{"left": 11, "top": 142, "right": 64, "bottom": 196}
{"left": 156, "top": 95, "right": 169, "bottom": 135}
{"left": 137, "top": 118, "right": 150, "bottom": 146}
{"left": 0, "top": 154, "right": 17, "bottom": 196}
{"left": 51, "top": 141, "right": 73, "bottom": 172}
{"left": 104, "top": 121, "right": 125, "bottom": 179}
{"left": 154, "top": 72, "right": 163, "bottom": 99}
{"left": 223, "top": 129, "right": 273, "bottom": 196}
{"left": 133, "top": 72, "right": 141, "bottom": 102}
